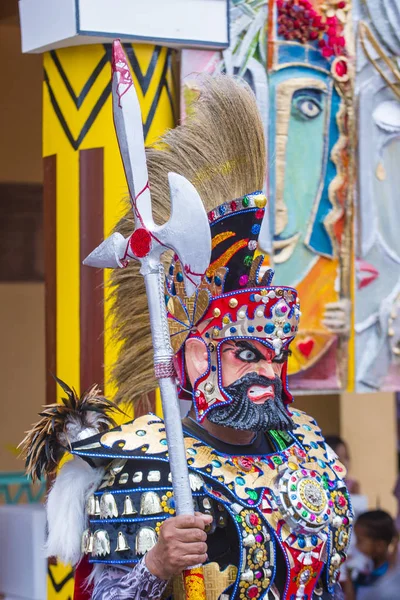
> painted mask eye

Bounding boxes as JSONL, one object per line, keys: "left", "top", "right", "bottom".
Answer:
{"left": 237, "top": 349, "right": 258, "bottom": 362}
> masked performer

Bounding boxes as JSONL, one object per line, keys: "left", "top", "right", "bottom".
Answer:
{"left": 21, "top": 76, "right": 352, "bottom": 600}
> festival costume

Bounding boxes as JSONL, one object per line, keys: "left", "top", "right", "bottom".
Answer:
{"left": 21, "top": 52, "right": 353, "bottom": 600}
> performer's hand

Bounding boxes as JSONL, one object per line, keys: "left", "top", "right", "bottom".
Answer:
{"left": 145, "top": 512, "right": 212, "bottom": 580}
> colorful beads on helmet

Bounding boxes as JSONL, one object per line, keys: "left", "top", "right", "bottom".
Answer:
{"left": 208, "top": 191, "right": 267, "bottom": 223}
{"left": 199, "top": 289, "right": 300, "bottom": 347}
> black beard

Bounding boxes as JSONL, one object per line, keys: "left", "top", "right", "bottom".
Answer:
{"left": 206, "top": 373, "right": 294, "bottom": 432}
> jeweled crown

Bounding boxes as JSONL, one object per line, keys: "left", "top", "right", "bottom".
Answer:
{"left": 166, "top": 191, "right": 301, "bottom": 356}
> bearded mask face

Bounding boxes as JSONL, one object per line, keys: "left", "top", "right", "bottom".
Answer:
{"left": 166, "top": 191, "right": 301, "bottom": 429}
{"left": 184, "top": 337, "right": 294, "bottom": 432}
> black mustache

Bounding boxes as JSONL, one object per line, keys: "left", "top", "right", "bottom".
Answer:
{"left": 227, "top": 372, "right": 282, "bottom": 395}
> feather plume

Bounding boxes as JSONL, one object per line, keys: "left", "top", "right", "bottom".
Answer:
{"left": 19, "top": 377, "right": 124, "bottom": 482}
{"left": 109, "top": 74, "right": 266, "bottom": 406}
{"left": 46, "top": 456, "right": 104, "bottom": 565}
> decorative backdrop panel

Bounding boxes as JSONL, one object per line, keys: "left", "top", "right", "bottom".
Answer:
{"left": 353, "top": 0, "right": 400, "bottom": 392}
{"left": 182, "top": 0, "right": 355, "bottom": 393}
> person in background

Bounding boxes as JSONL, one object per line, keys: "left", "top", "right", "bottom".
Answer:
{"left": 344, "top": 510, "right": 398, "bottom": 600}
{"left": 394, "top": 452, "right": 400, "bottom": 533}
{"left": 325, "top": 435, "right": 361, "bottom": 494}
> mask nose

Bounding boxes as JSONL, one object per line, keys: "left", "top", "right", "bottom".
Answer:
{"left": 257, "top": 364, "right": 276, "bottom": 380}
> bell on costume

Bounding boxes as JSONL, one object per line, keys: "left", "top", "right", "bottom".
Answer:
{"left": 110, "top": 458, "right": 127, "bottom": 474}
{"left": 81, "top": 529, "right": 93, "bottom": 554}
{"left": 87, "top": 495, "right": 96, "bottom": 516}
{"left": 189, "top": 472, "right": 204, "bottom": 491}
{"left": 87, "top": 494, "right": 101, "bottom": 516}
{"left": 92, "top": 530, "right": 111, "bottom": 556}
{"left": 135, "top": 526, "right": 158, "bottom": 556}
{"left": 122, "top": 495, "right": 137, "bottom": 516}
{"left": 115, "top": 531, "right": 131, "bottom": 552}
{"left": 140, "top": 491, "right": 162, "bottom": 515}
{"left": 100, "top": 492, "right": 118, "bottom": 518}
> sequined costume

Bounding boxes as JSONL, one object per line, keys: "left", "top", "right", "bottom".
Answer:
{"left": 21, "top": 75, "right": 353, "bottom": 600}
{"left": 76, "top": 411, "right": 352, "bottom": 599}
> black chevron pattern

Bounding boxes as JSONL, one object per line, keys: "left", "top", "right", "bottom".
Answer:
{"left": 47, "top": 564, "right": 74, "bottom": 595}
{"left": 44, "top": 44, "right": 174, "bottom": 150}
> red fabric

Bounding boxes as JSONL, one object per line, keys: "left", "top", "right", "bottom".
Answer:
{"left": 74, "top": 557, "right": 94, "bottom": 600}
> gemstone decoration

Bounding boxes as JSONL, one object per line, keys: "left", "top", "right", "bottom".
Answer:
{"left": 276, "top": 465, "right": 330, "bottom": 534}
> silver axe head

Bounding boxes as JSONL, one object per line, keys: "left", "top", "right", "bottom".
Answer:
{"left": 83, "top": 40, "right": 211, "bottom": 297}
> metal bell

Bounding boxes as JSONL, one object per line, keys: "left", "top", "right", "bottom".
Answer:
{"left": 115, "top": 531, "right": 131, "bottom": 552}
{"left": 135, "top": 526, "right": 158, "bottom": 555}
{"left": 92, "top": 530, "right": 110, "bottom": 556}
{"left": 87, "top": 532, "right": 94, "bottom": 553}
{"left": 87, "top": 495, "right": 96, "bottom": 516}
{"left": 110, "top": 458, "right": 127, "bottom": 474}
{"left": 81, "top": 529, "right": 93, "bottom": 554}
{"left": 140, "top": 491, "right": 162, "bottom": 515}
{"left": 94, "top": 496, "right": 101, "bottom": 515}
{"left": 122, "top": 495, "right": 137, "bottom": 516}
{"left": 100, "top": 493, "right": 118, "bottom": 519}
{"left": 189, "top": 473, "right": 204, "bottom": 491}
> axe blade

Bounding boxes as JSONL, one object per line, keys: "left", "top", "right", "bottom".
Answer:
{"left": 156, "top": 173, "right": 211, "bottom": 297}
{"left": 83, "top": 232, "right": 130, "bottom": 269}
{"left": 112, "top": 40, "right": 152, "bottom": 228}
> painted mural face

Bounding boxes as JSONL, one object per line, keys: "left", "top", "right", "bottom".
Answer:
{"left": 354, "top": 0, "right": 400, "bottom": 391}
{"left": 269, "top": 68, "right": 339, "bottom": 286}
{"left": 264, "top": 1, "right": 354, "bottom": 389}
{"left": 181, "top": 0, "right": 354, "bottom": 391}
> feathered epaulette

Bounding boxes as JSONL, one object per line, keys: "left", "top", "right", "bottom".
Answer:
{"left": 19, "top": 377, "right": 124, "bottom": 482}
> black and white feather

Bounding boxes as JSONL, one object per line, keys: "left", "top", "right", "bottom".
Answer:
{"left": 19, "top": 377, "right": 123, "bottom": 482}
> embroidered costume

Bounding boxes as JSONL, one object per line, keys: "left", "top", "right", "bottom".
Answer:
{"left": 21, "top": 67, "right": 353, "bottom": 600}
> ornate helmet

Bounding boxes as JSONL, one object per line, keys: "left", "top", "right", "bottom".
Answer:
{"left": 167, "top": 191, "right": 301, "bottom": 421}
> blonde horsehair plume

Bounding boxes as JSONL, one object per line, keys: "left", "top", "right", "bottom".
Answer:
{"left": 109, "top": 74, "right": 266, "bottom": 407}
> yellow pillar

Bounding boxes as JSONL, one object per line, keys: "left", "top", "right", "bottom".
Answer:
{"left": 42, "top": 42, "right": 175, "bottom": 600}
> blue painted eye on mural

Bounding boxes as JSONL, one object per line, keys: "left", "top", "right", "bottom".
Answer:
{"left": 292, "top": 89, "right": 324, "bottom": 120}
